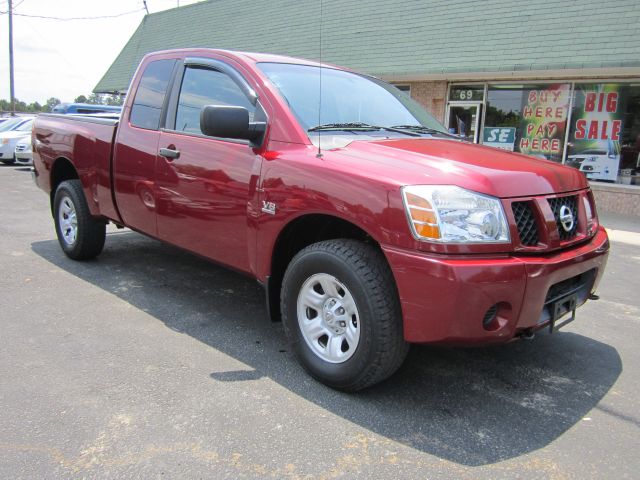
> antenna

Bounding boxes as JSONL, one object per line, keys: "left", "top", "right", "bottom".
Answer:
{"left": 316, "top": 0, "right": 323, "bottom": 158}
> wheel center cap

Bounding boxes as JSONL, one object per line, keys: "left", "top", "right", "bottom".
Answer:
{"left": 323, "top": 298, "right": 345, "bottom": 333}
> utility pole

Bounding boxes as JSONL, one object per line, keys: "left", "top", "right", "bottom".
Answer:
{"left": 8, "top": 0, "right": 16, "bottom": 115}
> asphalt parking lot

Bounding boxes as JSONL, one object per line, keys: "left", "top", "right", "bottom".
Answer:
{"left": 0, "top": 164, "right": 638, "bottom": 479}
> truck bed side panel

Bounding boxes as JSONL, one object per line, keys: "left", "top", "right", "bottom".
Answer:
{"left": 33, "top": 114, "right": 121, "bottom": 221}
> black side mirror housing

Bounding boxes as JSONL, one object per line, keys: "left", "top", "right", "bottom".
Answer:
{"left": 200, "top": 105, "right": 266, "bottom": 146}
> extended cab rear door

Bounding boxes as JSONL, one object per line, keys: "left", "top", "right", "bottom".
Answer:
{"left": 154, "top": 57, "right": 265, "bottom": 272}
{"left": 113, "top": 57, "right": 178, "bottom": 236}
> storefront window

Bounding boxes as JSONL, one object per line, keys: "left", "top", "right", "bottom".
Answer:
{"left": 484, "top": 84, "right": 570, "bottom": 162}
{"left": 567, "top": 83, "right": 640, "bottom": 184}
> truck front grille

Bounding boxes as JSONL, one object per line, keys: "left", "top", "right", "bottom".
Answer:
{"left": 512, "top": 201, "right": 539, "bottom": 246}
{"left": 507, "top": 191, "right": 590, "bottom": 250}
{"left": 548, "top": 195, "right": 578, "bottom": 241}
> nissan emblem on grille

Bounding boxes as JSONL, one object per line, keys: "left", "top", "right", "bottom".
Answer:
{"left": 559, "top": 205, "right": 574, "bottom": 232}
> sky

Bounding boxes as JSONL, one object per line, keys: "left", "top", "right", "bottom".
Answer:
{"left": 0, "top": 0, "right": 202, "bottom": 104}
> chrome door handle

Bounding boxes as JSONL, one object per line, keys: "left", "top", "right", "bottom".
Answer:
{"left": 159, "top": 147, "right": 180, "bottom": 160}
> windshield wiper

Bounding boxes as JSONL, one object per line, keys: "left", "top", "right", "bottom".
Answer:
{"left": 391, "top": 125, "right": 458, "bottom": 137}
{"left": 308, "top": 122, "right": 420, "bottom": 137}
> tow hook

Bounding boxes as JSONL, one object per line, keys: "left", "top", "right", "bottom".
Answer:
{"left": 588, "top": 293, "right": 600, "bottom": 300}
{"left": 520, "top": 329, "right": 535, "bottom": 341}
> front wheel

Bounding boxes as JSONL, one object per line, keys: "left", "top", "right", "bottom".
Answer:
{"left": 53, "top": 180, "right": 106, "bottom": 260}
{"left": 281, "top": 239, "right": 409, "bottom": 391}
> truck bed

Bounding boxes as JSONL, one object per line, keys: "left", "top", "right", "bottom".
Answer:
{"left": 33, "top": 113, "right": 121, "bottom": 222}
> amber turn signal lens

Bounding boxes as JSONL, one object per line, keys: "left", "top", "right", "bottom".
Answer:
{"left": 415, "top": 223, "right": 441, "bottom": 239}
{"left": 409, "top": 208, "right": 437, "bottom": 224}
{"left": 405, "top": 192, "right": 432, "bottom": 209}
{"left": 405, "top": 196, "right": 440, "bottom": 239}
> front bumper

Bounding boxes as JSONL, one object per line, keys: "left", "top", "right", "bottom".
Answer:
{"left": 15, "top": 152, "right": 33, "bottom": 165}
{"left": 383, "top": 226, "right": 609, "bottom": 345}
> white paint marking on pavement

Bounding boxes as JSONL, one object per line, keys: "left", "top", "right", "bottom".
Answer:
{"left": 605, "top": 228, "right": 640, "bottom": 247}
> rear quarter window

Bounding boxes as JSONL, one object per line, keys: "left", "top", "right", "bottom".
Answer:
{"left": 130, "top": 59, "right": 176, "bottom": 130}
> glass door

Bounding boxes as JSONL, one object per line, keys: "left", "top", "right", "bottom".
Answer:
{"left": 447, "top": 103, "right": 482, "bottom": 143}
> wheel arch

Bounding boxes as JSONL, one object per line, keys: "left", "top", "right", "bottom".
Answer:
{"left": 266, "top": 213, "right": 383, "bottom": 322}
{"left": 49, "top": 157, "right": 79, "bottom": 214}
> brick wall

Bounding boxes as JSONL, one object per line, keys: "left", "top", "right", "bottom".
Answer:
{"left": 591, "top": 183, "right": 640, "bottom": 216}
{"left": 405, "top": 81, "right": 448, "bottom": 123}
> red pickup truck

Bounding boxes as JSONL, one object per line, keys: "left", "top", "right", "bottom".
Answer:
{"left": 32, "top": 49, "right": 609, "bottom": 391}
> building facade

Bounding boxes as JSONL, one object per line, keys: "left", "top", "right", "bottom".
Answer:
{"left": 395, "top": 78, "right": 640, "bottom": 215}
{"left": 95, "top": 0, "right": 640, "bottom": 215}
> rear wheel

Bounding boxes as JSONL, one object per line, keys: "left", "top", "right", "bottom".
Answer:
{"left": 53, "top": 180, "right": 106, "bottom": 260}
{"left": 281, "top": 239, "right": 408, "bottom": 391}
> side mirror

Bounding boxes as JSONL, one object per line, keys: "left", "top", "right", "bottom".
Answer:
{"left": 200, "top": 105, "right": 265, "bottom": 146}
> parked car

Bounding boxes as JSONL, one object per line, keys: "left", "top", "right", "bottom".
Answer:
{"left": 32, "top": 49, "right": 609, "bottom": 391}
{"left": 51, "top": 103, "right": 122, "bottom": 115}
{"left": 0, "top": 116, "right": 32, "bottom": 132}
{"left": 15, "top": 140, "right": 32, "bottom": 165}
{"left": 0, "top": 118, "right": 34, "bottom": 164}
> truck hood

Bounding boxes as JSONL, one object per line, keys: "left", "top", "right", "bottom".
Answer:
{"left": 329, "top": 138, "right": 587, "bottom": 198}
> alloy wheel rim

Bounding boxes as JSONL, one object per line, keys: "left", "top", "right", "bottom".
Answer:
{"left": 296, "top": 273, "right": 360, "bottom": 363}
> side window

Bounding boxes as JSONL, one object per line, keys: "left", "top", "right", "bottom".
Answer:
{"left": 130, "top": 59, "right": 176, "bottom": 130}
{"left": 175, "top": 67, "right": 255, "bottom": 135}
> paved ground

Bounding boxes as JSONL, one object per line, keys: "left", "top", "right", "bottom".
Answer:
{"left": 0, "top": 164, "right": 638, "bottom": 479}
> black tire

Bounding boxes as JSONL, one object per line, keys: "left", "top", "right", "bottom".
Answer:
{"left": 53, "top": 179, "right": 106, "bottom": 260}
{"left": 1, "top": 158, "right": 16, "bottom": 165}
{"left": 281, "top": 239, "right": 409, "bottom": 391}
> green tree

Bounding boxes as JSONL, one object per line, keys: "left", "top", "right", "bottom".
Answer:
{"left": 27, "top": 101, "right": 43, "bottom": 112}
{"left": 45, "top": 97, "right": 61, "bottom": 112}
{"left": 104, "top": 94, "right": 124, "bottom": 106}
{"left": 86, "top": 93, "right": 101, "bottom": 104}
{"left": 105, "top": 94, "right": 124, "bottom": 106}
{"left": 74, "top": 95, "right": 87, "bottom": 103}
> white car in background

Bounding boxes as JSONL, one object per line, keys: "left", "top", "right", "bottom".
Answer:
{"left": 574, "top": 149, "right": 620, "bottom": 182}
{"left": 14, "top": 140, "right": 33, "bottom": 165}
{"left": 0, "top": 118, "right": 34, "bottom": 164}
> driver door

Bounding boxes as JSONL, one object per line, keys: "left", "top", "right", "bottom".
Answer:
{"left": 155, "top": 62, "right": 262, "bottom": 272}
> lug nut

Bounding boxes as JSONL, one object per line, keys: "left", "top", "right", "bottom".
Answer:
{"left": 338, "top": 307, "right": 345, "bottom": 315}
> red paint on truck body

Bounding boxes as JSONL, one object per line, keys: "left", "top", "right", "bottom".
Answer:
{"left": 32, "top": 48, "right": 609, "bottom": 345}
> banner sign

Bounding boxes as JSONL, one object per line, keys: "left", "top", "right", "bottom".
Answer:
{"left": 518, "top": 84, "right": 570, "bottom": 162}
{"left": 567, "top": 84, "right": 623, "bottom": 182}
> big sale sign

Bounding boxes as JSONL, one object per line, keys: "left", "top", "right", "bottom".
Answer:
{"left": 574, "top": 91, "right": 622, "bottom": 141}
{"left": 567, "top": 84, "right": 624, "bottom": 182}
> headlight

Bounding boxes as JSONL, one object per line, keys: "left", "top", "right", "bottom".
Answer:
{"left": 401, "top": 185, "right": 510, "bottom": 243}
{"left": 583, "top": 191, "right": 598, "bottom": 235}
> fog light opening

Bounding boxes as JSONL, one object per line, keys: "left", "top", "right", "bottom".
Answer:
{"left": 482, "top": 304, "right": 498, "bottom": 329}
{"left": 482, "top": 302, "right": 511, "bottom": 332}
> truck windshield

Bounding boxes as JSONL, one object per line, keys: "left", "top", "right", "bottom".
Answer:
{"left": 258, "top": 62, "right": 447, "bottom": 135}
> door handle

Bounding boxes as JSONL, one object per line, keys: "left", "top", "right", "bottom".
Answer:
{"left": 159, "top": 147, "right": 180, "bottom": 160}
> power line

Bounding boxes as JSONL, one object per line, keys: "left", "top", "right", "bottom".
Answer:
{"left": 0, "top": 8, "right": 144, "bottom": 20}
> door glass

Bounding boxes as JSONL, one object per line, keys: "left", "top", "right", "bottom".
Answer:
{"left": 448, "top": 105, "right": 479, "bottom": 142}
{"left": 175, "top": 67, "right": 255, "bottom": 134}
